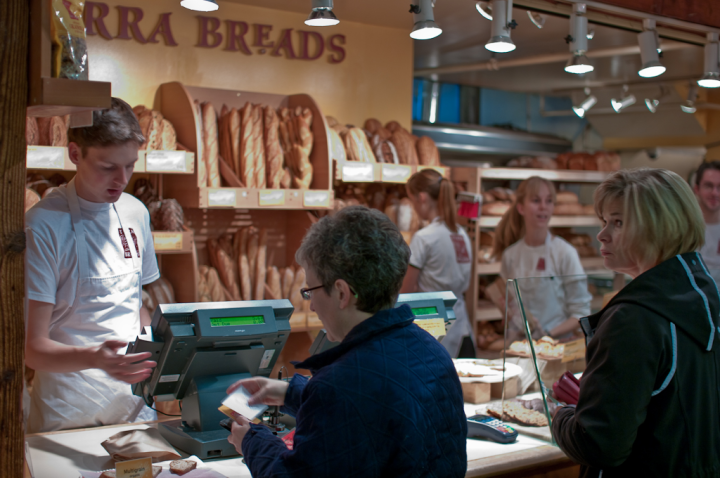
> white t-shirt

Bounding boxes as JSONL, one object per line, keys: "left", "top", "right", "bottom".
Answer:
{"left": 700, "top": 223, "right": 720, "bottom": 285}
{"left": 500, "top": 233, "right": 591, "bottom": 332}
{"left": 409, "top": 217, "right": 472, "bottom": 302}
{"left": 25, "top": 186, "right": 160, "bottom": 332}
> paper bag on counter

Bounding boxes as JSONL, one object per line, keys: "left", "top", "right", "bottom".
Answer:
{"left": 101, "top": 428, "right": 181, "bottom": 463}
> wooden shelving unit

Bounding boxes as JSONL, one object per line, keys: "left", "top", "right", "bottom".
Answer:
{"left": 476, "top": 256, "right": 607, "bottom": 276}
{"left": 478, "top": 215, "right": 601, "bottom": 228}
{"left": 478, "top": 168, "right": 610, "bottom": 183}
{"left": 334, "top": 159, "right": 449, "bottom": 184}
{"left": 26, "top": 146, "right": 196, "bottom": 174}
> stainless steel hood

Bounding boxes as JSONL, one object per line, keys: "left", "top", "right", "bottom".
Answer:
{"left": 412, "top": 123, "right": 571, "bottom": 164}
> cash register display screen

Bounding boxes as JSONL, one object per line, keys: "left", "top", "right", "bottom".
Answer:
{"left": 210, "top": 315, "right": 266, "bottom": 327}
{"left": 412, "top": 306, "right": 438, "bottom": 316}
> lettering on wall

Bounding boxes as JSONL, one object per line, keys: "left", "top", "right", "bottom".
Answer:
{"left": 85, "top": 1, "right": 346, "bottom": 63}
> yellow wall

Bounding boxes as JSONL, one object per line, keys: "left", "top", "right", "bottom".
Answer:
{"left": 86, "top": 0, "right": 414, "bottom": 129}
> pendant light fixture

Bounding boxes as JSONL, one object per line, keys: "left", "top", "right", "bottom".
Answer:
{"left": 645, "top": 98, "right": 659, "bottom": 113}
{"left": 637, "top": 19, "right": 665, "bottom": 78}
{"left": 180, "top": 0, "right": 218, "bottom": 12}
{"left": 485, "top": 0, "right": 516, "bottom": 53}
{"left": 305, "top": 0, "right": 339, "bottom": 27}
{"left": 476, "top": 1, "right": 493, "bottom": 21}
{"left": 572, "top": 88, "right": 597, "bottom": 118}
{"left": 611, "top": 85, "right": 636, "bottom": 113}
{"left": 410, "top": 0, "right": 442, "bottom": 40}
{"left": 699, "top": 33, "right": 720, "bottom": 88}
{"left": 681, "top": 83, "right": 698, "bottom": 113}
{"left": 564, "top": 4, "right": 593, "bottom": 74}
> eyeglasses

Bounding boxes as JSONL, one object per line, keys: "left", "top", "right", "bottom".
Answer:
{"left": 300, "top": 284, "right": 358, "bottom": 300}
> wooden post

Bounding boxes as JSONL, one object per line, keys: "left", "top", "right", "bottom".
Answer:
{"left": 0, "top": 1, "right": 29, "bottom": 476}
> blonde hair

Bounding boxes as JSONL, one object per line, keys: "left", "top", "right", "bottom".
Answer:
{"left": 407, "top": 169, "right": 458, "bottom": 233}
{"left": 492, "top": 176, "right": 556, "bottom": 259}
{"left": 594, "top": 168, "right": 705, "bottom": 269}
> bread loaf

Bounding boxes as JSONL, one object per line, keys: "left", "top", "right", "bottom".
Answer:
{"left": 150, "top": 112, "right": 164, "bottom": 151}
{"left": 37, "top": 117, "right": 52, "bottom": 146}
{"left": 26, "top": 117, "right": 40, "bottom": 146}
{"left": 416, "top": 136, "right": 440, "bottom": 166}
{"left": 235, "top": 227, "right": 253, "bottom": 300}
{"left": 160, "top": 119, "right": 177, "bottom": 150}
{"left": 281, "top": 267, "right": 294, "bottom": 300}
{"left": 240, "top": 102, "right": 258, "bottom": 188}
{"left": 252, "top": 105, "right": 266, "bottom": 189}
{"left": 156, "top": 199, "right": 184, "bottom": 231}
{"left": 371, "top": 135, "right": 399, "bottom": 164}
{"left": 555, "top": 152, "right": 571, "bottom": 170}
{"left": 254, "top": 228, "right": 267, "bottom": 300}
{"left": 390, "top": 130, "right": 418, "bottom": 165}
{"left": 554, "top": 203, "right": 584, "bottom": 215}
{"left": 364, "top": 118, "right": 382, "bottom": 134}
{"left": 583, "top": 204, "right": 595, "bottom": 215}
{"left": 208, "top": 238, "right": 240, "bottom": 300}
{"left": 267, "top": 266, "right": 282, "bottom": 301}
{"left": 385, "top": 121, "right": 402, "bottom": 133}
{"left": 133, "top": 105, "right": 147, "bottom": 117}
{"left": 482, "top": 202, "right": 511, "bottom": 216}
{"left": 198, "top": 266, "right": 212, "bottom": 302}
{"left": 296, "top": 115, "right": 313, "bottom": 157}
{"left": 289, "top": 268, "right": 306, "bottom": 312}
{"left": 48, "top": 116, "right": 67, "bottom": 147}
{"left": 583, "top": 154, "right": 598, "bottom": 171}
{"left": 567, "top": 154, "right": 585, "bottom": 171}
{"left": 195, "top": 100, "right": 208, "bottom": 187}
{"left": 206, "top": 267, "right": 225, "bottom": 302}
{"left": 247, "top": 229, "right": 259, "bottom": 288}
{"left": 555, "top": 191, "right": 579, "bottom": 204}
{"left": 325, "top": 116, "right": 339, "bottom": 128}
{"left": 219, "top": 109, "right": 233, "bottom": 176}
{"left": 169, "top": 460, "right": 197, "bottom": 476}
{"left": 343, "top": 127, "right": 376, "bottom": 163}
{"left": 328, "top": 128, "right": 347, "bottom": 162}
{"left": 202, "top": 102, "right": 220, "bottom": 187}
{"left": 264, "top": 106, "right": 284, "bottom": 189}
{"left": 280, "top": 168, "right": 292, "bottom": 189}
{"left": 229, "top": 108, "right": 241, "bottom": 177}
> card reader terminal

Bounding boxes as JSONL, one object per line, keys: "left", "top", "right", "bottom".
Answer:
{"left": 467, "top": 414, "right": 518, "bottom": 444}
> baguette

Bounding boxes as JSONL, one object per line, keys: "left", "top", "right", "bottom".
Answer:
{"left": 247, "top": 229, "right": 259, "bottom": 289}
{"left": 254, "top": 228, "right": 267, "bottom": 300}
{"left": 267, "top": 266, "right": 282, "bottom": 301}
{"left": 230, "top": 108, "right": 241, "bottom": 177}
{"left": 264, "top": 106, "right": 285, "bottom": 189}
{"left": 252, "top": 105, "right": 267, "bottom": 189}
{"left": 195, "top": 100, "right": 208, "bottom": 187}
{"left": 289, "top": 144, "right": 314, "bottom": 189}
{"left": 280, "top": 168, "right": 292, "bottom": 189}
{"left": 207, "top": 238, "right": 240, "bottom": 300}
{"left": 289, "top": 268, "right": 306, "bottom": 312}
{"left": 240, "top": 102, "right": 257, "bottom": 188}
{"left": 198, "top": 266, "right": 212, "bottom": 302}
{"left": 219, "top": 109, "right": 233, "bottom": 176}
{"left": 281, "top": 267, "right": 294, "bottom": 300}
{"left": 202, "top": 102, "right": 221, "bottom": 187}
{"left": 206, "top": 267, "right": 225, "bottom": 302}
{"left": 235, "top": 227, "right": 253, "bottom": 300}
{"left": 295, "top": 116, "right": 313, "bottom": 157}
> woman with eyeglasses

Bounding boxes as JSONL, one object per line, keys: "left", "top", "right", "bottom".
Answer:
{"left": 401, "top": 169, "right": 475, "bottom": 358}
{"left": 224, "top": 206, "right": 467, "bottom": 478}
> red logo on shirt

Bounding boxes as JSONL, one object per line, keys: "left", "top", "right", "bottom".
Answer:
{"left": 537, "top": 258, "right": 546, "bottom": 271}
{"left": 118, "top": 228, "right": 132, "bottom": 259}
{"left": 129, "top": 228, "right": 140, "bottom": 258}
{"left": 450, "top": 234, "right": 471, "bottom": 263}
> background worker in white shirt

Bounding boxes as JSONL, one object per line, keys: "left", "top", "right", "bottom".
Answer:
{"left": 401, "top": 169, "right": 475, "bottom": 358}
{"left": 25, "top": 98, "right": 159, "bottom": 433}
{"left": 494, "top": 176, "right": 591, "bottom": 340}
{"left": 693, "top": 161, "right": 720, "bottom": 284}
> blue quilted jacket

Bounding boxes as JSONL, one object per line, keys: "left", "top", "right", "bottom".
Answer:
{"left": 241, "top": 304, "right": 468, "bottom": 477}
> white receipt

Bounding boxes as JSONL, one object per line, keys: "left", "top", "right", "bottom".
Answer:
{"left": 222, "top": 386, "right": 268, "bottom": 420}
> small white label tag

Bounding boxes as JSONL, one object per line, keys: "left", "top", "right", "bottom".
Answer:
{"left": 303, "top": 190, "right": 330, "bottom": 208}
{"left": 259, "top": 349, "right": 275, "bottom": 369}
{"left": 341, "top": 163, "right": 374, "bottom": 182}
{"left": 146, "top": 150, "right": 187, "bottom": 172}
{"left": 159, "top": 374, "right": 180, "bottom": 383}
{"left": 208, "top": 189, "right": 236, "bottom": 207}
{"left": 26, "top": 146, "right": 66, "bottom": 169}
{"left": 382, "top": 164, "right": 412, "bottom": 183}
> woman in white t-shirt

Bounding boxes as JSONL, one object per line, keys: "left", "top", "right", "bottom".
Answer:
{"left": 494, "top": 176, "right": 591, "bottom": 339}
{"left": 401, "top": 169, "right": 474, "bottom": 358}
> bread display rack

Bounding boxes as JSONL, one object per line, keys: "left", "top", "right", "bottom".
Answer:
{"left": 154, "top": 82, "right": 333, "bottom": 210}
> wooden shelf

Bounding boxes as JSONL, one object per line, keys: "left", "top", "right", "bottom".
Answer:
{"left": 155, "top": 82, "right": 334, "bottom": 211}
{"left": 334, "top": 160, "right": 449, "bottom": 184}
{"left": 477, "top": 256, "right": 607, "bottom": 276}
{"left": 26, "top": 147, "right": 195, "bottom": 174}
{"left": 478, "top": 168, "right": 611, "bottom": 183}
{"left": 479, "top": 215, "right": 601, "bottom": 228}
{"left": 152, "top": 231, "right": 194, "bottom": 255}
{"left": 476, "top": 303, "right": 503, "bottom": 322}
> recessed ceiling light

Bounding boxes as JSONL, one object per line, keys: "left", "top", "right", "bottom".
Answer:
{"left": 180, "top": 0, "right": 218, "bottom": 12}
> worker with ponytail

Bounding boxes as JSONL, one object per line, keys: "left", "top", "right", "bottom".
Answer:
{"left": 401, "top": 169, "right": 475, "bottom": 358}
{"left": 496, "top": 176, "right": 591, "bottom": 339}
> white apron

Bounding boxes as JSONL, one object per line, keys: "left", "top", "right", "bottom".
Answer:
{"left": 28, "top": 180, "right": 155, "bottom": 433}
{"left": 441, "top": 296, "right": 474, "bottom": 358}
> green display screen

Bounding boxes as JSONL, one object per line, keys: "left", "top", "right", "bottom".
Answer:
{"left": 210, "top": 315, "right": 265, "bottom": 327}
{"left": 412, "top": 306, "right": 438, "bottom": 316}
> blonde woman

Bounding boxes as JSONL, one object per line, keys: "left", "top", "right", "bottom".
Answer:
{"left": 494, "top": 176, "right": 591, "bottom": 339}
{"left": 553, "top": 168, "right": 720, "bottom": 477}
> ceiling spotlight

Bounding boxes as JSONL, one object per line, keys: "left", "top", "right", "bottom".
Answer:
{"left": 699, "top": 33, "right": 720, "bottom": 88}
{"left": 572, "top": 90, "right": 597, "bottom": 118}
{"left": 586, "top": 29, "right": 595, "bottom": 40}
{"left": 485, "top": 0, "right": 516, "bottom": 53}
{"left": 410, "top": 0, "right": 442, "bottom": 40}
{"left": 681, "top": 83, "right": 698, "bottom": 113}
{"left": 476, "top": 1, "right": 493, "bottom": 21}
{"left": 638, "top": 20, "right": 665, "bottom": 78}
{"left": 305, "top": 0, "right": 339, "bottom": 26}
{"left": 645, "top": 98, "right": 659, "bottom": 113}
{"left": 565, "top": 4, "right": 594, "bottom": 74}
{"left": 527, "top": 11, "right": 545, "bottom": 29}
{"left": 611, "top": 85, "right": 636, "bottom": 113}
{"left": 180, "top": 0, "right": 218, "bottom": 12}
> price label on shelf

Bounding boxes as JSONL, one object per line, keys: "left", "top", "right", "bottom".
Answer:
{"left": 145, "top": 151, "right": 188, "bottom": 173}
{"left": 153, "top": 232, "right": 183, "bottom": 251}
{"left": 303, "top": 190, "right": 330, "bottom": 208}
{"left": 341, "top": 163, "right": 374, "bottom": 182}
{"left": 208, "top": 189, "right": 237, "bottom": 207}
{"left": 26, "top": 146, "right": 67, "bottom": 170}
{"left": 381, "top": 164, "right": 412, "bottom": 183}
{"left": 258, "top": 189, "right": 286, "bottom": 207}
{"left": 414, "top": 318, "right": 446, "bottom": 338}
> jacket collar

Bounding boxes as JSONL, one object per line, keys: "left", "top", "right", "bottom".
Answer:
{"left": 294, "top": 304, "right": 416, "bottom": 374}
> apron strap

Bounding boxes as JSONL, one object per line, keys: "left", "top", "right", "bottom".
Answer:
{"left": 66, "top": 179, "right": 91, "bottom": 280}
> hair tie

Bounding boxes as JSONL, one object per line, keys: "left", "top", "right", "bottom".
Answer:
{"left": 437, "top": 176, "right": 443, "bottom": 185}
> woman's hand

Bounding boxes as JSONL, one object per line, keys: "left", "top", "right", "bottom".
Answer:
{"left": 227, "top": 377, "right": 289, "bottom": 406}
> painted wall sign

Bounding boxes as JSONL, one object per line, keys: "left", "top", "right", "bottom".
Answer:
{"left": 85, "top": 2, "right": 346, "bottom": 63}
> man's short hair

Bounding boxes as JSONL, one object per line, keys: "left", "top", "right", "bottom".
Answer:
{"left": 67, "top": 97, "right": 145, "bottom": 152}
{"left": 295, "top": 206, "right": 411, "bottom": 315}
{"left": 695, "top": 160, "right": 720, "bottom": 186}
{"left": 594, "top": 168, "right": 705, "bottom": 269}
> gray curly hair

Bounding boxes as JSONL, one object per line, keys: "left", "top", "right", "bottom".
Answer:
{"left": 295, "top": 205, "right": 411, "bottom": 314}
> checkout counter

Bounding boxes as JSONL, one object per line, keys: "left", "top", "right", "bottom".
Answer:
{"left": 23, "top": 293, "right": 576, "bottom": 477}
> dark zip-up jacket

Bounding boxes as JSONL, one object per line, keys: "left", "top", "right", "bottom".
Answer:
{"left": 553, "top": 252, "right": 720, "bottom": 478}
{"left": 241, "top": 305, "right": 468, "bottom": 477}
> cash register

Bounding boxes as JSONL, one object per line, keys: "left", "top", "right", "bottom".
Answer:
{"left": 129, "top": 299, "right": 293, "bottom": 459}
{"left": 309, "top": 291, "right": 458, "bottom": 354}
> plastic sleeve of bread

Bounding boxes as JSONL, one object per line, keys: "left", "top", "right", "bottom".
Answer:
{"left": 150, "top": 112, "right": 164, "bottom": 151}
{"left": 253, "top": 229, "right": 267, "bottom": 300}
{"left": 202, "top": 102, "right": 220, "bottom": 187}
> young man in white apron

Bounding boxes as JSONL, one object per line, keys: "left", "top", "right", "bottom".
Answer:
{"left": 25, "top": 98, "right": 159, "bottom": 433}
